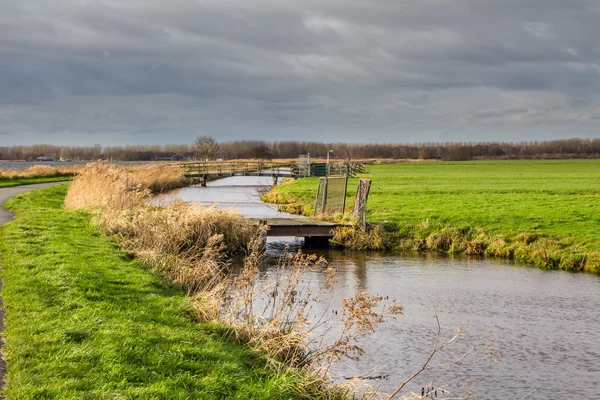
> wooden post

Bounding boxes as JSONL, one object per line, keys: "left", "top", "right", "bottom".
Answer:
{"left": 321, "top": 177, "right": 328, "bottom": 215}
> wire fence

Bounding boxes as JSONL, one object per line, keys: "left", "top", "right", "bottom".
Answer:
{"left": 314, "top": 177, "right": 348, "bottom": 216}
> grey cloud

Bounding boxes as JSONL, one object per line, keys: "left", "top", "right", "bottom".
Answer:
{"left": 0, "top": 0, "right": 599, "bottom": 145}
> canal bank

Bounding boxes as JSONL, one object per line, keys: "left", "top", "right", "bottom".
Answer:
{"left": 0, "top": 184, "right": 329, "bottom": 398}
{"left": 262, "top": 161, "right": 600, "bottom": 273}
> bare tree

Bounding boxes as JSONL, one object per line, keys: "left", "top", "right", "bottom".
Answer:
{"left": 194, "top": 136, "right": 218, "bottom": 161}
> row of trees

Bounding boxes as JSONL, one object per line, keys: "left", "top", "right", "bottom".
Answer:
{"left": 1, "top": 138, "right": 599, "bottom": 162}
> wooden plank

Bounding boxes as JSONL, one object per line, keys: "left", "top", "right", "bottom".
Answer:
{"left": 248, "top": 218, "right": 342, "bottom": 237}
{"left": 267, "top": 224, "right": 335, "bottom": 237}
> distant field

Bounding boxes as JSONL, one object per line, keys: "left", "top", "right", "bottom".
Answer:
{"left": 267, "top": 160, "right": 600, "bottom": 271}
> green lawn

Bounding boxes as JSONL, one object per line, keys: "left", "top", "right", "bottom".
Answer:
{"left": 0, "top": 176, "right": 72, "bottom": 188}
{"left": 267, "top": 160, "right": 600, "bottom": 272}
{"left": 0, "top": 185, "right": 314, "bottom": 399}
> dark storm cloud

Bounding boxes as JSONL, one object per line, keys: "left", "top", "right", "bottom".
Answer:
{"left": 0, "top": 0, "right": 599, "bottom": 144}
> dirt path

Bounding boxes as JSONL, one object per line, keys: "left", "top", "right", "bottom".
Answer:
{"left": 0, "top": 182, "right": 69, "bottom": 390}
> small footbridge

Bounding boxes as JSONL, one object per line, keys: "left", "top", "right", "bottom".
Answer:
{"left": 249, "top": 218, "right": 344, "bottom": 246}
{"left": 182, "top": 161, "right": 306, "bottom": 184}
{"left": 181, "top": 160, "right": 365, "bottom": 185}
{"left": 180, "top": 160, "right": 363, "bottom": 246}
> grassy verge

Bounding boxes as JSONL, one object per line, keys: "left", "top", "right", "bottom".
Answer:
{"left": 0, "top": 176, "right": 72, "bottom": 188}
{"left": 0, "top": 185, "right": 314, "bottom": 399}
{"left": 264, "top": 160, "right": 600, "bottom": 273}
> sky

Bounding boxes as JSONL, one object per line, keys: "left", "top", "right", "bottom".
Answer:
{"left": 1, "top": 0, "right": 599, "bottom": 146}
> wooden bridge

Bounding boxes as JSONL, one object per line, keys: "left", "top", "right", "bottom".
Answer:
{"left": 249, "top": 218, "right": 343, "bottom": 246}
{"left": 182, "top": 161, "right": 306, "bottom": 183}
{"left": 181, "top": 160, "right": 365, "bottom": 184}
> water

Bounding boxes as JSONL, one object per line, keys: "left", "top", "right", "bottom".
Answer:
{"left": 164, "top": 176, "right": 600, "bottom": 399}
{"left": 159, "top": 176, "right": 302, "bottom": 218}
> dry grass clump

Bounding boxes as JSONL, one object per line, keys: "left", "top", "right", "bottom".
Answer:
{"left": 65, "top": 162, "right": 147, "bottom": 211}
{"left": 66, "top": 161, "right": 254, "bottom": 261}
{"left": 0, "top": 164, "right": 82, "bottom": 179}
{"left": 331, "top": 225, "right": 386, "bottom": 250}
{"left": 223, "top": 235, "right": 327, "bottom": 367}
{"left": 116, "top": 200, "right": 255, "bottom": 254}
{"left": 128, "top": 164, "right": 187, "bottom": 192}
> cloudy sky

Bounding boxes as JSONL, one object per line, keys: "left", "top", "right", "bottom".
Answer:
{"left": 1, "top": 0, "right": 599, "bottom": 145}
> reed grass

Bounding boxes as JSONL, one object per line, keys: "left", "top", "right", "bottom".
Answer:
{"left": 65, "top": 162, "right": 256, "bottom": 296}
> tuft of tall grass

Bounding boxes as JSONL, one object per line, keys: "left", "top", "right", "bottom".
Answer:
{"left": 331, "top": 225, "right": 386, "bottom": 250}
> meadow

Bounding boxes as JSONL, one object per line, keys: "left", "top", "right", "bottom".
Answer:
{"left": 265, "top": 160, "right": 600, "bottom": 273}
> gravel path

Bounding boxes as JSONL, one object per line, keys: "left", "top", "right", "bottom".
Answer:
{"left": 0, "top": 182, "right": 69, "bottom": 389}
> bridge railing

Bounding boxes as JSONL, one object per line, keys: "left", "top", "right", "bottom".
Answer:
{"left": 182, "top": 161, "right": 302, "bottom": 178}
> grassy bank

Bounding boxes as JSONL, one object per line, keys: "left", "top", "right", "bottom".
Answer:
{"left": 264, "top": 160, "right": 600, "bottom": 273}
{"left": 0, "top": 185, "right": 317, "bottom": 398}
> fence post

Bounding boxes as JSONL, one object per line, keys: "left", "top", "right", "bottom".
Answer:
{"left": 353, "top": 178, "right": 372, "bottom": 231}
{"left": 321, "top": 177, "right": 328, "bottom": 215}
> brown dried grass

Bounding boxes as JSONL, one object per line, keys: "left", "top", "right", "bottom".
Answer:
{"left": 0, "top": 164, "right": 82, "bottom": 179}
{"left": 65, "top": 161, "right": 254, "bottom": 257}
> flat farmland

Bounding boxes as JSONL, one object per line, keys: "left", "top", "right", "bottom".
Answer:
{"left": 266, "top": 160, "right": 600, "bottom": 272}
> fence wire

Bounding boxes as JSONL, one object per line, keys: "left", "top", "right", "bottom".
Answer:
{"left": 314, "top": 177, "right": 348, "bottom": 216}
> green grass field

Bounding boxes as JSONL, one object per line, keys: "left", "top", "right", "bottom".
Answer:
{"left": 267, "top": 160, "right": 600, "bottom": 272}
{"left": 0, "top": 176, "right": 72, "bottom": 188}
{"left": 0, "top": 185, "right": 315, "bottom": 399}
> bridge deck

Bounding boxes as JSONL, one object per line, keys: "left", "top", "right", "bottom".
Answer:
{"left": 249, "top": 218, "right": 342, "bottom": 237}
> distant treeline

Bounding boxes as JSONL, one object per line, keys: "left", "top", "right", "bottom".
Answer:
{"left": 1, "top": 138, "right": 599, "bottom": 161}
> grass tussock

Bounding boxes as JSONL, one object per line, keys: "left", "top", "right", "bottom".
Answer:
{"left": 261, "top": 191, "right": 313, "bottom": 216}
{"left": 331, "top": 225, "right": 386, "bottom": 250}
{"left": 65, "top": 161, "right": 256, "bottom": 287}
